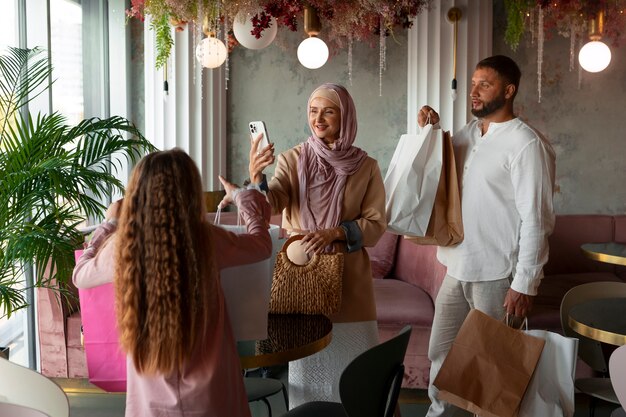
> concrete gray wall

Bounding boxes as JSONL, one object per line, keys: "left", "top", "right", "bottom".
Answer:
{"left": 224, "top": 6, "right": 625, "bottom": 215}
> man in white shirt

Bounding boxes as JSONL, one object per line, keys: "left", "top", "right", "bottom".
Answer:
{"left": 419, "top": 55, "right": 556, "bottom": 417}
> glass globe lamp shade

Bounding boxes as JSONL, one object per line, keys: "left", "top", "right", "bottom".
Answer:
{"left": 578, "top": 40, "right": 612, "bottom": 73}
{"left": 195, "top": 37, "right": 227, "bottom": 69}
{"left": 233, "top": 10, "right": 277, "bottom": 50}
{"left": 297, "top": 37, "right": 329, "bottom": 69}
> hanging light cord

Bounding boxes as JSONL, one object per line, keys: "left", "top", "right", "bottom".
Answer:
{"left": 447, "top": 7, "right": 461, "bottom": 101}
{"left": 452, "top": 14, "right": 458, "bottom": 87}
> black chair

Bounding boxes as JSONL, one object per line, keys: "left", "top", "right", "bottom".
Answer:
{"left": 245, "top": 376, "right": 288, "bottom": 417}
{"left": 281, "top": 325, "right": 411, "bottom": 417}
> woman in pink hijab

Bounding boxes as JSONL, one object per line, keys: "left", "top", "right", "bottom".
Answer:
{"left": 248, "top": 83, "right": 387, "bottom": 406}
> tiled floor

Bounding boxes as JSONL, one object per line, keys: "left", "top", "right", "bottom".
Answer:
{"left": 55, "top": 372, "right": 622, "bottom": 417}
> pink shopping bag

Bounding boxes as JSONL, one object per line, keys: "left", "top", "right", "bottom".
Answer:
{"left": 75, "top": 250, "right": 127, "bottom": 392}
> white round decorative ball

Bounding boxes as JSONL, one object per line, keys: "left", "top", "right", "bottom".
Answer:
{"left": 195, "top": 37, "right": 227, "bottom": 69}
{"left": 578, "top": 40, "right": 612, "bottom": 73}
{"left": 286, "top": 239, "right": 312, "bottom": 266}
{"left": 232, "top": 10, "right": 278, "bottom": 50}
{"left": 297, "top": 37, "right": 329, "bottom": 69}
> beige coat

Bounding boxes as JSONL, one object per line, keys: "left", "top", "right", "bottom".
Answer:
{"left": 267, "top": 145, "right": 387, "bottom": 323}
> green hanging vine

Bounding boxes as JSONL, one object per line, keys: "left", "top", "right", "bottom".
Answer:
{"left": 151, "top": 13, "right": 174, "bottom": 69}
{"left": 504, "top": 0, "right": 530, "bottom": 51}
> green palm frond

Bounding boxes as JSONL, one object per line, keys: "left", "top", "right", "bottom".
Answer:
{"left": 0, "top": 47, "right": 51, "bottom": 141}
{"left": 0, "top": 47, "right": 157, "bottom": 318}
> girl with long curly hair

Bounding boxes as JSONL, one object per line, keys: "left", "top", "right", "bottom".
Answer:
{"left": 73, "top": 148, "right": 272, "bottom": 416}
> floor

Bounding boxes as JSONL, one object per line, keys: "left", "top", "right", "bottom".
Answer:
{"left": 55, "top": 366, "right": 622, "bottom": 417}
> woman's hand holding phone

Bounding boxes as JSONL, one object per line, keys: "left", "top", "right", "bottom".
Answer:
{"left": 248, "top": 122, "right": 275, "bottom": 184}
{"left": 249, "top": 121, "right": 270, "bottom": 151}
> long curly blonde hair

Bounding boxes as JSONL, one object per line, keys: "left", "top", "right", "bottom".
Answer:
{"left": 114, "top": 149, "right": 216, "bottom": 375}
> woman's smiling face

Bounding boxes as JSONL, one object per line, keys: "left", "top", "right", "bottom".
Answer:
{"left": 309, "top": 97, "right": 341, "bottom": 145}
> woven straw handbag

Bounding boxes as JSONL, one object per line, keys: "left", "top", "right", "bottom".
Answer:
{"left": 269, "top": 235, "right": 344, "bottom": 315}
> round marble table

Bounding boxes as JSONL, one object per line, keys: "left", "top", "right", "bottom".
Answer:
{"left": 568, "top": 297, "right": 626, "bottom": 346}
{"left": 581, "top": 242, "right": 626, "bottom": 267}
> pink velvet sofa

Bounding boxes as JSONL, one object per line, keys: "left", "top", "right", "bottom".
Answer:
{"left": 37, "top": 275, "right": 87, "bottom": 378}
{"left": 367, "top": 214, "right": 626, "bottom": 389}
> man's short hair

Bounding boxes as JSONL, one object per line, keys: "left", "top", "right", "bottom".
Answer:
{"left": 476, "top": 55, "right": 522, "bottom": 95}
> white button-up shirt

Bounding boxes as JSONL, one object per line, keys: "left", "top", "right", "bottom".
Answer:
{"left": 437, "top": 118, "right": 556, "bottom": 295}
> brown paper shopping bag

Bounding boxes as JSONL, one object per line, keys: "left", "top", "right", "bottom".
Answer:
{"left": 433, "top": 309, "right": 545, "bottom": 417}
{"left": 406, "top": 130, "right": 463, "bottom": 246}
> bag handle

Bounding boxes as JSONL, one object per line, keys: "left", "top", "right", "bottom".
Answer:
{"left": 213, "top": 206, "right": 242, "bottom": 227}
{"left": 280, "top": 234, "right": 305, "bottom": 253}
{"left": 505, "top": 313, "right": 528, "bottom": 330}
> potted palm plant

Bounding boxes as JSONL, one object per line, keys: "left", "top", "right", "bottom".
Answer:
{"left": 0, "top": 47, "right": 156, "bottom": 319}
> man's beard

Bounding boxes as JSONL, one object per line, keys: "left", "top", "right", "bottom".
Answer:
{"left": 471, "top": 93, "right": 506, "bottom": 118}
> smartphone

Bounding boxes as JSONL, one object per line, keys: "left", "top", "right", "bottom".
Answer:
{"left": 249, "top": 121, "right": 270, "bottom": 151}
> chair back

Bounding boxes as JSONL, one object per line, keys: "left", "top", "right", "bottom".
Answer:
{"left": 0, "top": 403, "right": 51, "bottom": 416}
{"left": 0, "top": 358, "right": 69, "bottom": 417}
{"left": 560, "top": 282, "right": 626, "bottom": 372}
{"left": 204, "top": 190, "right": 226, "bottom": 213}
{"left": 339, "top": 325, "right": 411, "bottom": 417}
{"left": 610, "top": 344, "right": 626, "bottom": 408}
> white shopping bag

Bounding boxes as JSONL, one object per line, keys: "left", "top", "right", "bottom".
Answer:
{"left": 384, "top": 124, "right": 443, "bottom": 237}
{"left": 519, "top": 329, "right": 579, "bottom": 417}
{"left": 215, "top": 210, "right": 283, "bottom": 341}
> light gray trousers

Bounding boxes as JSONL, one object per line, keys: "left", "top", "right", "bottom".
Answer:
{"left": 426, "top": 274, "right": 511, "bottom": 417}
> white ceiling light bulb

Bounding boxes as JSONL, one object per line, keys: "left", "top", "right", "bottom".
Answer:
{"left": 297, "top": 37, "right": 329, "bottom": 69}
{"left": 578, "top": 10, "right": 612, "bottom": 73}
{"left": 578, "top": 40, "right": 611, "bottom": 73}
{"left": 297, "top": 5, "right": 329, "bottom": 70}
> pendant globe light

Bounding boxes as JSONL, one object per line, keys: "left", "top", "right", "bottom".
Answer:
{"left": 297, "top": 5, "right": 329, "bottom": 69}
{"left": 233, "top": 9, "right": 278, "bottom": 50}
{"left": 578, "top": 10, "right": 612, "bottom": 73}
{"left": 196, "top": 16, "right": 228, "bottom": 69}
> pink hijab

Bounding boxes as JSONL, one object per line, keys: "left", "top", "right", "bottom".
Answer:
{"left": 298, "top": 83, "right": 368, "bottom": 232}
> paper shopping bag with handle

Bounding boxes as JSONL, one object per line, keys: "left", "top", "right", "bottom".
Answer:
{"left": 518, "top": 330, "right": 578, "bottom": 417}
{"left": 75, "top": 250, "right": 127, "bottom": 392}
{"left": 404, "top": 130, "right": 463, "bottom": 246}
{"left": 433, "top": 309, "right": 545, "bottom": 417}
{"left": 384, "top": 124, "right": 443, "bottom": 237}
{"left": 214, "top": 208, "right": 283, "bottom": 341}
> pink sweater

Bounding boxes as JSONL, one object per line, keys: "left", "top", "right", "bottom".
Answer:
{"left": 73, "top": 190, "right": 272, "bottom": 417}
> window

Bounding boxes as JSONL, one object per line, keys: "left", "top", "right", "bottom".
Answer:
{"left": 50, "top": 0, "right": 84, "bottom": 126}
{"left": 2, "top": 0, "right": 129, "bottom": 370}
{"left": 0, "top": 0, "right": 27, "bottom": 367}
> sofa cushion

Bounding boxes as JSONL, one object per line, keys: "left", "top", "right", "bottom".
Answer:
{"left": 366, "top": 232, "right": 399, "bottom": 279}
{"left": 394, "top": 239, "right": 447, "bottom": 301}
{"left": 529, "top": 272, "right": 622, "bottom": 331}
{"left": 66, "top": 312, "right": 83, "bottom": 348}
{"left": 373, "top": 279, "right": 434, "bottom": 327}
{"left": 545, "top": 215, "right": 615, "bottom": 275}
{"left": 614, "top": 215, "right": 626, "bottom": 243}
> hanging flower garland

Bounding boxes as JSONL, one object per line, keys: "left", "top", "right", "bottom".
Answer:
{"left": 505, "top": 0, "right": 626, "bottom": 51}
{"left": 504, "top": 0, "right": 626, "bottom": 102}
{"left": 126, "top": 0, "right": 430, "bottom": 69}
